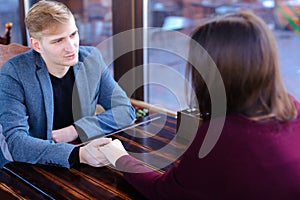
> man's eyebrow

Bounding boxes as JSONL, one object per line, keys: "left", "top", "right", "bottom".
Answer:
{"left": 49, "top": 30, "right": 78, "bottom": 42}
{"left": 50, "top": 36, "right": 64, "bottom": 42}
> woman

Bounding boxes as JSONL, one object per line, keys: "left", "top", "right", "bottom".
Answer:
{"left": 100, "top": 11, "right": 300, "bottom": 199}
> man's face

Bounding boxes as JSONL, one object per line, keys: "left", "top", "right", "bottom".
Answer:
{"left": 31, "top": 17, "right": 80, "bottom": 71}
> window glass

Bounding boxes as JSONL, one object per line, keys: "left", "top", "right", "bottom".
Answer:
{"left": 0, "top": 0, "right": 22, "bottom": 43}
{"left": 147, "top": 0, "right": 300, "bottom": 111}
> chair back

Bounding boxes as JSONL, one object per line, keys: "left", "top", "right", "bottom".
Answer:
{"left": 0, "top": 22, "right": 13, "bottom": 45}
{"left": 0, "top": 43, "right": 30, "bottom": 69}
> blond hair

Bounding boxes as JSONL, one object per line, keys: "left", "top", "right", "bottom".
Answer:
{"left": 25, "top": 0, "right": 73, "bottom": 39}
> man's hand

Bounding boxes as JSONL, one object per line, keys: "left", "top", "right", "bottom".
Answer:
{"left": 52, "top": 125, "right": 78, "bottom": 143}
{"left": 79, "top": 138, "right": 112, "bottom": 167}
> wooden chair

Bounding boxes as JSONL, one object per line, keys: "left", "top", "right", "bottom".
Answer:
{"left": 0, "top": 22, "right": 13, "bottom": 45}
{"left": 0, "top": 43, "right": 30, "bottom": 69}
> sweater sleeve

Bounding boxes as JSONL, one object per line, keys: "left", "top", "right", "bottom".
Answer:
{"left": 114, "top": 122, "right": 211, "bottom": 200}
{"left": 115, "top": 155, "right": 194, "bottom": 200}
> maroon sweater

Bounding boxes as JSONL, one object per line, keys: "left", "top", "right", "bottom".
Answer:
{"left": 116, "top": 99, "right": 300, "bottom": 200}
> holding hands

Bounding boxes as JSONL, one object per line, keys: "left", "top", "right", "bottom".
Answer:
{"left": 79, "top": 138, "right": 112, "bottom": 167}
{"left": 99, "top": 139, "right": 129, "bottom": 167}
{"left": 79, "top": 138, "right": 128, "bottom": 167}
{"left": 52, "top": 126, "right": 129, "bottom": 168}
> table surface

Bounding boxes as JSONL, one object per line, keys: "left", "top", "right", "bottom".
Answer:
{"left": 0, "top": 113, "right": 183, "bottom": 199}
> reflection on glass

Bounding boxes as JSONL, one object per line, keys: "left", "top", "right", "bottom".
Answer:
{"left": 0, "top": 0, "right": 21, "bottom": 43}
{"left": 74, "top": 0, "right": 112, "bottom": 46}
{"left": 73, "top": 0, "right": 113, "bottom": 72}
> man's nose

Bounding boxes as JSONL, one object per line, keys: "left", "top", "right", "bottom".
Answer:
{"left": 64, "top": 38, "right": 76, "bottom": 52}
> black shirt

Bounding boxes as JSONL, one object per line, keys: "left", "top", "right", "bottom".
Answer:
{"left": 49, "top": 67, "right": 75, "bottom": 130}
{"left": 49, "top": 67, "right": 80, "bottom": 167}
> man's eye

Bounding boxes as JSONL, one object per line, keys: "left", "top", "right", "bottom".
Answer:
{"left": 53, "top": 39, "right": 62, "bottom": 44}
{"left": 71, "top": 32, "right": 77, "bottom": 37}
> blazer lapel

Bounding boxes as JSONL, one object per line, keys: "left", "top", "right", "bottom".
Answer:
{"left": 73, "top": 62, "right": 91, "bottom": 118}
{"left": 36, "top": 56, "right": 54, "bottom": 140}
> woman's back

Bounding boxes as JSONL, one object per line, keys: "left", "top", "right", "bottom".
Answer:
{"left": 117, "top": 99, "right": 300, "bottom": 200}
{"left": 175, "top": 98, "right": 300, "bottom": 199}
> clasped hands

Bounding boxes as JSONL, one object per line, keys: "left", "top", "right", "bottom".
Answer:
{"left": 52, "top": 125, "right": 128, "bottom": 167}
{"left": 79, "top": 137, "right": 128, "bottom": 167}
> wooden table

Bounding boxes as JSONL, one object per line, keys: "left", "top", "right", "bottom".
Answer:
{"left": 0, "top": 113, "right": 181, "bottom": 199}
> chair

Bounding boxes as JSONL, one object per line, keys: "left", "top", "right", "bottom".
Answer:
{"left": 0, "top": 22, "right": 13, "bottom": 45}
{"left": 0, "top": 43, "right": 30, "bottom": 69}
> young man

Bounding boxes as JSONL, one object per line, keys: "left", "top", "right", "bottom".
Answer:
{"left": 0, "top": 0, "right": 135, "bottom": 168}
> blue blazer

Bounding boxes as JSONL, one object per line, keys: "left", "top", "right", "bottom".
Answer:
{"left": 0, "top": 46, "right": 135, "bottom": 168}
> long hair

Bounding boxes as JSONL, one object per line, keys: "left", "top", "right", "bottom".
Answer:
{"left": 186, "top": 10, "right": 297, "bottom": 122}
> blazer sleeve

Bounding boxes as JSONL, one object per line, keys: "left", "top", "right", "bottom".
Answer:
{"left": 0, "top": 61, "right": 75, "bottom": 168}
{"left": 115, "top": 155, "right": 193, "bottom": 200}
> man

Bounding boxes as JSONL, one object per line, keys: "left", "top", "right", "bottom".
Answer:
{"left": 0, "top": 0, "right": 135, "bottom": 168}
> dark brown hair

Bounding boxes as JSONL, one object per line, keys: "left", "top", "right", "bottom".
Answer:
{"left": 186, "top": 10, "right": 296, "bottom": 122}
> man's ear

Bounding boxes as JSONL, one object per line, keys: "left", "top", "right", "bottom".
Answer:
{"left": 30, "top": 37, "right": 42, "bottom": 53}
